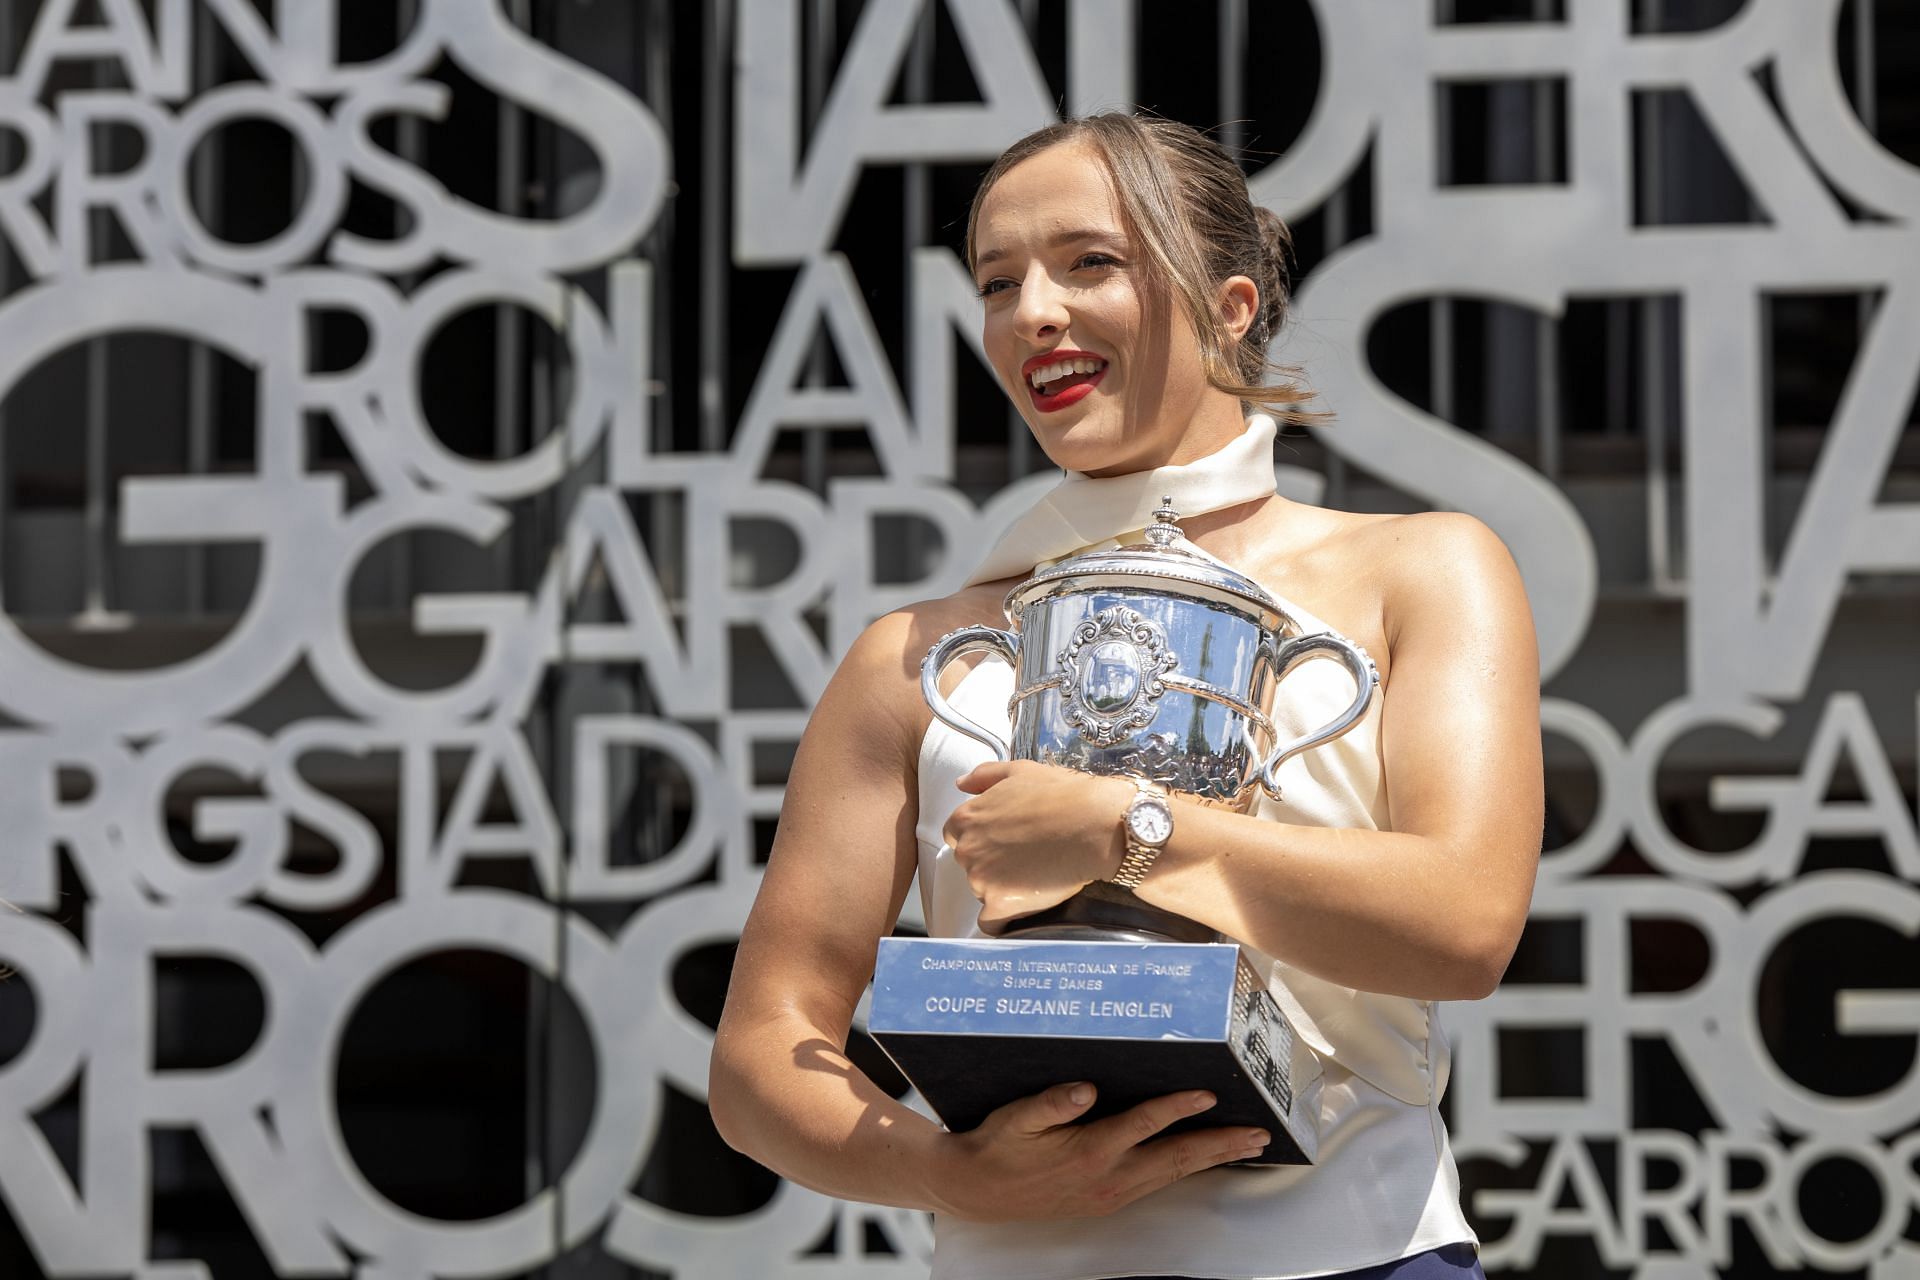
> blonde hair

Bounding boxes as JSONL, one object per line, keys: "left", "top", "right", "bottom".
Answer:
{"left": 966, "top": 113, "right": 1328, "bottom": 425}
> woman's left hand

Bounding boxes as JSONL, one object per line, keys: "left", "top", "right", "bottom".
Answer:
{"left": 943, "top": 761, "right": 1133, "bottom": 933}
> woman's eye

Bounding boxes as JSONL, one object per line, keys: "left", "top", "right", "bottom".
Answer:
{"left": 974, "top": 255, "right": 1117, "bottom": 298}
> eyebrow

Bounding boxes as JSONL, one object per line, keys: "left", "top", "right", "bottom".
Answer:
{"left": 973, "top": 227, "right": 1121, "bottom": 272}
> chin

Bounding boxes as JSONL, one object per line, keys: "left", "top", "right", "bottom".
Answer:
{"left": 1027, "top": 434, "right": 1111, "bottom": 474}
{"left": 1028, "top": 419, "right": 1147, "bottom": 475}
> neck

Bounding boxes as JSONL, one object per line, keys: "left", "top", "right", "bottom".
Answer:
{"left": 1079, "top": 397, "right": 1252, "bottom": 479}
{"left": 963, "top": 414, "right": 1281, "bottom": 586}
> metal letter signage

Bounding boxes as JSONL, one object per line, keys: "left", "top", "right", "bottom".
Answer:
{"left": 0, "top": 1, "right": 1916, "bottom": 1276}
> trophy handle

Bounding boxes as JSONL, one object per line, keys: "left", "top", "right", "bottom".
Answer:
{"left": 921, "top": 625, "right": 1020, "bottom": 762}
{"left": 1257, "top": 632, "right": 1380, "bottom": 800}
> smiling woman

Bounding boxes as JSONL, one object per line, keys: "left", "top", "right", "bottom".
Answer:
{"left": 710, "top": 113, "right": 1539, "bottom": 1280}
{"left": 966, "top": 115, "right": 1325, "bottom": 473}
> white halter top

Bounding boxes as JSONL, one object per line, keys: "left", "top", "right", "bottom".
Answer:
{"left": 912, "top": 419, "right": 1477, "bottom": 1278}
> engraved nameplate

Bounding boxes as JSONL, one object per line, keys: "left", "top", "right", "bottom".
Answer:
{"left": 870, "top": 938, "right": 1235, "bottom": 1042}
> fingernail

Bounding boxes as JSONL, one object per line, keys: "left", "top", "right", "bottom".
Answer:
{"left": 1191, "top": 1092, "right": 1217, "bottom": 1112}
{"left": 1069, "top": 1083, "right": 1094, "bottom": 1104}
{"left": 1238, "top": 1147, "right": 1267, "bottom": 1161}
{"left": 1245, "top": 1129, "right": 1270, "bottom": 1146}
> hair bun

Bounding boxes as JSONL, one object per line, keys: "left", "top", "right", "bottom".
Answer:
{"left": 1250, "top": 205, "right": 1294, "bottom": 342}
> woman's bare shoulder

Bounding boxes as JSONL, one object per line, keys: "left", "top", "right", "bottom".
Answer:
{"left": 842, "top": 580, "right": 1016, "bottom": 680}
{"left": 1251, "top": 504, "right": 1488, "bottom": 594}
{"left": 1333, "top": 511, "right": 1531, "bottom": 648}
{"left": 827, "top": 579, "right": 1019, "bottom": 742}
{"left": 1329, "top": 509, "right": 1517, "bottom": 577}
{"left": 1300, "top": 508, "right": 1527, "bottom": 649}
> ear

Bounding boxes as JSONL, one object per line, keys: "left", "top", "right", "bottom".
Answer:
{"left": 1215, "top": 274, "right": 1260, "bottom": 345}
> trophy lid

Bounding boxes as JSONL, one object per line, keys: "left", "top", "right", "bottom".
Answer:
{"left": 1004, "top": 496, "right": 1287, "bottom": 627}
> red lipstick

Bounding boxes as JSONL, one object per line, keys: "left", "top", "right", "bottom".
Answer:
{"left": 1021, "top": 349, "right": 1109, "bottom": 414}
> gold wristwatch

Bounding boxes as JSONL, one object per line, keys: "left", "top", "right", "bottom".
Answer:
{"left": 1111, "top": 779, "right": 1173, "bottom": 889}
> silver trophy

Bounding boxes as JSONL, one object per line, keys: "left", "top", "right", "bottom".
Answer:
{"left": 924, "top": 496, "right": 1378, "bottom": 942}
{"left": 868, "top": 498, "right": 1380, "bottom": 1164}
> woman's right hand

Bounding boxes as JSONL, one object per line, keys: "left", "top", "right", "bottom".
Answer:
{"left": 927, "top": 1082, "right": 1272, "bottom": 1222}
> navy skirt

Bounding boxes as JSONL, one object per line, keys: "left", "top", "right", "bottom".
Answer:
{"left": 1123, "top": 1241, "right": 1484, "bottom": 1280}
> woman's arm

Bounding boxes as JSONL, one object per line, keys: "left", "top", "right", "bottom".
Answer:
{"left": 709, "top": 606, "right": 1267, "bottom": 1220}
{"left": 940, "top": 513, "right": 1543, "bottom": 1001}
{"left": 708, "top": 607, "right": 945, "bottom": 1206}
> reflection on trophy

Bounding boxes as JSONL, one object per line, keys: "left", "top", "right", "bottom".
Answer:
{"left": 869, "top": 499, "right": 1379, "bottom": 1165}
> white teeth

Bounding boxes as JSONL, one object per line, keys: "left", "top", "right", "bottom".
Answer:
{"left": 1028, "top": 357, "right": 1107, "bottom": 390}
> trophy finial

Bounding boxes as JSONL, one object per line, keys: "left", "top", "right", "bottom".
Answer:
{"left": 1145, "top": 496, "right": 1182, "bottom": 548}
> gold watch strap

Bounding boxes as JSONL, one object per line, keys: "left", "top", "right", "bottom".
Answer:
{"left": 1111, "top": 842, "right": 1159, "bottom": 889}
{"left": 1111, "top": 780, "right": 1167, "bottom": 890}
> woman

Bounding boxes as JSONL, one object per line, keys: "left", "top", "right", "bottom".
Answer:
{"left": 709, "top": 113, "right": 1542, "bottom": 1280}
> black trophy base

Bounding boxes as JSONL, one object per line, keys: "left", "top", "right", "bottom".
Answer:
{"left": 873, "top": 1030, "right": 1310, "bottom": 1165}
{"left": 867, "top": 938, "right": 1319, "bottom": 1166}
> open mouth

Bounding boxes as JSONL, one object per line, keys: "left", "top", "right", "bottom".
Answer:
{"left": 1024, "top": 354, "right": 1109, "bottom": 412}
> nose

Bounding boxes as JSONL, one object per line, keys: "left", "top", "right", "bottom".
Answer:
{"left": 1011, "top": 261, "right": 1069, "bottom": 342}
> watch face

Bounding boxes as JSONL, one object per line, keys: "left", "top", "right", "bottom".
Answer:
{"left": 1128, "top": 797, "right": 1173, "bottom": 845}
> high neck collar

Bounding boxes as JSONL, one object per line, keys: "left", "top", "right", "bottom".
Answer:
{"left": 964, "top": 415, "right": 1281, "bottom": 587}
